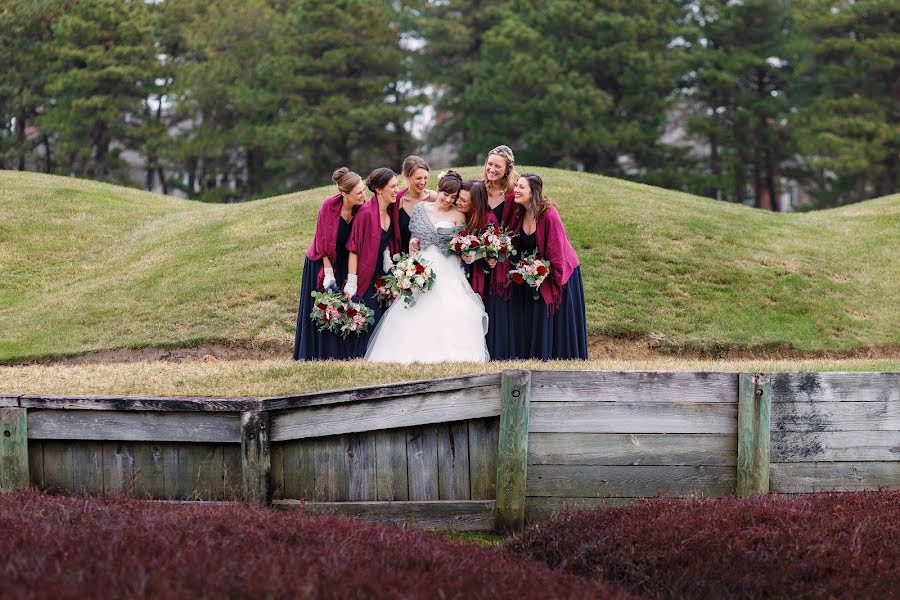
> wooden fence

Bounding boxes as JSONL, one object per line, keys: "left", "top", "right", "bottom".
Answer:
{"left": 1, "top": 370, "right": 897, "bottom": 532}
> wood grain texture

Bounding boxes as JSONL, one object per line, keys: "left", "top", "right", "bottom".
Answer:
{"left": 527, "top": 465, "right": 736, "bottom": 497}
{"left": 27, "top": 410, "right": 241, "bottom": 442}
{"left": 27, "top": 441, "right": 43, "bottom": 488}
{"left": 269, "top": 442, "right": 285, "bottom": 501}
{"left": 273, "top": 500, "right": 497, "bottom": 531}
{"left": 133, "top": 442, "right": 178, "bottom": 498}
{"left": 529, "top": 402, "right": 737, "bottom": 434}
{"left": 772, "top": 430, "right": 900, "bottom": 462}
{"left": 528, "top": 433, "right": 737, "bottom": 466}
{"left": 177, "top": 444, "right": 225, "bottom": 500}
{"left": 468, "top": 418, "right": 499, "bottom": 500}
{"left": 270, "top": 387, "right": 500, "bottom": 442}
{"left": 19, "top": 395, "right": 260, "bottom": 412}
{"left": 437, "top": 422, "right": 470, "bottom": 500}
{"left": 0, "top": 396, "right": 20, "bottom": 408}
{"left": 771, "top": 372, "right": 899, "bottom": 403}
{"left": 526, "top": 497, "right": 637, "bottom": 523}
{"left": 530, "top": 371, "right": 738, "bottom": 403}
{"left": 375, "top": 428, "right": 409, "bottom": 501}
{"left": 737, "top": 373, "right": 771, "bottom": 496}
{"left": 347, "top": 432, "right": 377, "bottom": 501}
{"left": 772, "top": 401, "right": 899, "bottom": 432}
{"left": 241, "top": 411, "right": 271, "bottom": 504}
{"left": 0, "top": 407, "right": 29, "bottom": 490}
{"left": 407, "top": 426, "right": 439, "bottom": 501}
{"left": 223, "top": 444, "right": 242, "bottom": 501}
{"left": 317, "top": 436, "right": 349, "bottom": 502}
{"left": 770, "top": 462, "right": 900, "bottom": 492}
{"left": 496, "top": 370, "right": 531, "bottom": 533}
{"left": 281, "top": 438, "right": 316, "bottom": 500}
{"left": 101, "top": 442, "right": 134, "bottom": 495}
{"left": 41, "top": 440, "right": 74, "bottom": 492}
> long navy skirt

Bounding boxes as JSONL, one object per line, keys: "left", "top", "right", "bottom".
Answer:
{"left": 521, "top": 266, "right": 589, "bottom": 360}
{"left": 293, "top": 257, "right": 358, "bottom": 360}
{"left": 344, "top": 277, "right": 387, "bottom": 358}
{"left": 484, "top": 284, "right": 526, "bottom": 361}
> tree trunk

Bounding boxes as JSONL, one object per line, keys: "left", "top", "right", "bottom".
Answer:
{"left": 15, "top": 112, "right": 27, "bottom": 170}
{"left": 709, "top": 134, "right": 721, "bottom": 200}
{"left": 157, "top": 167, "right": 168, "bottom": 195}
{"left": 42, "top": 134, "right": 53, "bottom": 173}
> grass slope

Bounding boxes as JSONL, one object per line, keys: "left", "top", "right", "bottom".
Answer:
{"left": 1, "top": 169, "right": 898, "bottom": 363}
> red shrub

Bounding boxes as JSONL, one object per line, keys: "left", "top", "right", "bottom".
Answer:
{"left": 503, "top": 492, "right": 900, "bottom": 600}
{"left": 0, "top": 490, "right": 637, "bottom": 599}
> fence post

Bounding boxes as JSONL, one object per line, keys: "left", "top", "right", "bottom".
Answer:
{"left": 241, "top": 411, "right": 272, "bottom": 504}
{"left": 495, "top": 370, "right": 531, "bottom": 533}
{"left": 0, "top": 407, "right": 29, "bottom": 491}
{"left": 737, "top": 373, "right": 772, "bottom": 496}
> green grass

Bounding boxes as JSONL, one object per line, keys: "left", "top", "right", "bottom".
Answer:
{"left": 1, "top": 169, "right": 898, "bottom": 363}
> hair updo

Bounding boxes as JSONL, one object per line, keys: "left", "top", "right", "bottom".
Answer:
{"left": 437, "top": 170, "right": 463, "bottom": 196}
{"left": 366, "top": 167, "right": 396, "bottom": 193}
{"left": 401, "top": 155, "right": 430, "bottom": 178}
{"left": 332, "top": 167, "right": 362, "bottom": 195}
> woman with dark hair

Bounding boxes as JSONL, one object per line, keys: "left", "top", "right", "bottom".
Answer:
{"left": 392, "top": 155, "right": 437, "bottom": 252}
{"left": 293, "top": 167, "right": 367, "bottom": 360}
{"left": 513, "top": 173, "right": 588, "bottom": 360}
{"left": 343, "top": 167, "right": 401, "bottom": 356}
{"left": 365, "top": 171, "right": 488, "bottom": 363}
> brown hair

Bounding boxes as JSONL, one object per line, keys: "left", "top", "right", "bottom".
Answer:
{"left": 460, "top": 179, "right": 488, "bottom": 232}
{"left": 332, "top": 167, "right": 362, "bottom": 195}
{"left": 366, "top": 167, "right": 396, "bottom": 193}
{"left": 518, "top": 173, "right": 555, "bottom": 221}
{"left": 437, "top": 170, "right": 463, "bottom": 196}
{"left": 482, "top": 145, "right": 519, "bottom": 196}
{"left": 401, "top": 155, "right": 430, "bottom": 178}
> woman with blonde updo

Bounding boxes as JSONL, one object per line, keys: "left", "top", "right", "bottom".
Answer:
{"left": 392, "top": 155, "right": 438, "bottom": 252}
{"left": 293, "top": 167, "right": 367, "bottom": 360}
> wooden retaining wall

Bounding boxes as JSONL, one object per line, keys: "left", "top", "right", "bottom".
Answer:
{"left": 1, "top": 370, "right": 897, "bottom": 531}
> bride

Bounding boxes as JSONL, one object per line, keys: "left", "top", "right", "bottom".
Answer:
{"left": 365, "top": 171, "right": 489, "bottom": 363}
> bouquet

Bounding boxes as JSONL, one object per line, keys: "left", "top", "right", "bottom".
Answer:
{"left": 375, "top": 253, "right": 436, "bottom": 308}
{"left": 448, "top": 229, "right": 482, "bottom": 259}
{"left": 509, "top": 251, "right": 549, "bottom": 292}
{"left": 338, "top": 298, "right": 375, "bottom": 338}
{"left": 309, "top": 288, "right": 348, "bottom": 334}
{"left": 479, "top": 224, "right": 517, "bottom": 263}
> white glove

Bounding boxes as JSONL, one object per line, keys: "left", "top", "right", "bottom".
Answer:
{"left": 343, "top": 273, "right": 358, "bottom": 297}
{"left": 322, "top": 267, "right": 336, "bottom": 289}
{"left": 382, "top": 248, "right": 394, "bottom": 272}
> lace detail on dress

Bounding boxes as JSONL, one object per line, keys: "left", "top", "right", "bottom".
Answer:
{"left": 409, "top": 202, "right": 462, "bottom": 256}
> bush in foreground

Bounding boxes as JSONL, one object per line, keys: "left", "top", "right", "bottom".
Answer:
{"left": 0, "top": 490, "right": 635, "bottom": 599}
{"left": 504, "top": 492, "right": 899, "bottom": 599}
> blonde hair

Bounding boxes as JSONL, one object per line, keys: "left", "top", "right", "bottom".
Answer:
{"left": 332, "top": 167, "right": 362, "bottom": 195}
{"left": 482, "top": 145, "right": 519, "bottom": 195}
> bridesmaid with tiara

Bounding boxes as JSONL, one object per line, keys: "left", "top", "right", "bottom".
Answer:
{"left": 478, "top": 144, "right": 525, "bottom": 360}
{"left": 342, "top": 167, "right": 401, "bottom": 356}
{"left": 392, "top": 155, "right": 437, "bottom": 253}
{"left": 513, "top": 173, "right": 588, "bottom": 360}
{"left": 293, "top": 168, "right": 367, "bottom": 360}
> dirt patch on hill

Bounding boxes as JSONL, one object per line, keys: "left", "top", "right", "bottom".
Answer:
{"left": 10, "top": 336, "right": 899, "bottom": 365}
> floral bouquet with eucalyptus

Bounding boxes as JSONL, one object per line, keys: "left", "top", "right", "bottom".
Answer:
{"left": 376, "top": 253, "right": 436, "bottom": 308}
{"left": 479, "top": 223, "right": 517, "bottom": 263}
{"left": 448, "top": 230, "right": 482, "bottom": 259}
{"left": 509, "top": 251, "right": 549, "bottom": 291}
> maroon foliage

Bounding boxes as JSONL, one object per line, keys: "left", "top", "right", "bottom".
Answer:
{"left": 503, "top": 492, "right": 900, "bottom": 600}
{"left": 0, "top": 490, "right": 636, "bottom": 599}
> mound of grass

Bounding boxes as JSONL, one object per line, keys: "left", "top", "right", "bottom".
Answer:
{"left": 1, "top": 169, "right": 898, "bottom": 363}
{"left": 0, "top": 489, "right": 635, "bottom": 599}
{"left": 504, "top": 492, "right": 900, "bottom": 600}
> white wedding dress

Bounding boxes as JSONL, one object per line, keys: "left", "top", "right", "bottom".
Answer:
{"left": 365, "top": 203, "right": 489, "bottom": 363}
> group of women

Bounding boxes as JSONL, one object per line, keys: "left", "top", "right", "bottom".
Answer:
{"left": 293, "top": 146, "right": 588, "bottom": 363}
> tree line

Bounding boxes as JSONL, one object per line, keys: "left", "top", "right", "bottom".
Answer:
{"left": 1, "top": 0, "right": 896, "bottom": 208}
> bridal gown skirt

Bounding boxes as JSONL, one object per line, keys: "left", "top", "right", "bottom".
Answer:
{"left": 365, "top": 247, "right": 489, "bottom": 363}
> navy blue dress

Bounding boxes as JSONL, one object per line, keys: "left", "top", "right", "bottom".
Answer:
{"left": 483, "top": 201, "right": 524, "bottom": 360}
{"left": 293, "top": 217, "right": 355, "bottom": 360}
{"left": 518, "top": 231, "right": 589, "bottom": 360}
{"left": 398, "top": 206, "right": 413, "bottom": 253}
{"left": 346, "top": 226, "right": 393, "bottom": 358}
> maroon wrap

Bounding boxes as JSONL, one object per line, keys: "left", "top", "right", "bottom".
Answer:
{"left": 346, "top": 196, "right": 400, "bottom": 295}
{"left": 483, "top": 189, "right": 522, "bottom": 300}
{"left": 535, "top": 206, "right": 580, "bottom": 312}
{"left": 305, "top": 194, "right": 354, "bottom": 290}
{"left": 469, "top": 211, "right": 499, "bottom": 299}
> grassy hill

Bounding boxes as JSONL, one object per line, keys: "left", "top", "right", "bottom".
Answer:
{"left": 1, "top": 169, "right": 898, "bottom": 364}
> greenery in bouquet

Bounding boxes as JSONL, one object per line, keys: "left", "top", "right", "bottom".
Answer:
{"left": 508, "top": 251, "right": 549, "bottom": 289}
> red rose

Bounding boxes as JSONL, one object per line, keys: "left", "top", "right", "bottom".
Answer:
{"left": 454, "top": 243, "right": 462, "bottom": 252}
{"left": 512, "top": 273, "right": 524, "bottom": 284}
{"left": 459, "top": 230, "right": 468, "bottom": 236}
{"left": 536, "top": 264, "right": 547, "bottom": 276}
{"left": 470, "top": 240, "right": 480, "bottom": 247}
{"left": 317, "top": 303, "right": 327, "bottom": 310}
{"left": 337, "top": 305, "right": 345, "bottom": 312}
{"left": 375, "top": 277, "right": 385, "bottom": 288}
{"left": 347, "top": 307, "right": 358, "bottom": 317}
{"left": 415, "top": 263, "right": 425, "bottom": 274}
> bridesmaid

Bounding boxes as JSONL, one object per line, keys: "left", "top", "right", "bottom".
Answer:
{"left": 343, "top": 167, "right": 401, "bottom": 356}
{"left": 293, "top": 167, "right": 367, "bottom": 360}
{"left": 479, "top": 145, "right": 525, "bottom": 360}
{"left": 393, "top": 155, "right": 437, "bottom": 253}
{"left": 513, "top": 173, "right": 588, "bottom": 360}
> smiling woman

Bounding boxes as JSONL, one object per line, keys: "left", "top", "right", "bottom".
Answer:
{"left": 393, "top": 155, "right": 438, "bottom": 253}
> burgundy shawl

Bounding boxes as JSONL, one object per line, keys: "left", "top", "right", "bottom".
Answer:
{"left": 484, "top": 189, "right": 522, "bottom": 300}
{"left": 346, "top": 196, "right": 400, "bottom": 295}
{"left": 469, "top": 211, "right": 500, "bottom": 299}
{"left": 535, "top": 206, "right": 580, "bottom": 312}
{"left": 305, "top": 194, "right": 349, "bottom": 290}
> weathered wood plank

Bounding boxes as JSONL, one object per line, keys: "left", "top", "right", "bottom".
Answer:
{"left": 771, "top": 462, "right": 900, "bottom": 492}
{"left": 263, "top": 373, "right": 502, "bottom": 411}
{"left": 496, "top": 370, "right": 531, "bottom": 533}
{"left": 530, "top": 371, "right": 739, "bottom": 403}
{"left": 0, "top": 396, "right": 20, "bottom": 407}
{"left": 241, "top": 411, "right": 271, "bottom": 504}
{"left": 27, "top": 410, "right": 241, "bottom": 442}
{"left": 281, "top": 439, "right": 316, "bottom": 500}
{"left": 19, "top": 395, "right": 260, "bottom": 412}
{"left": 772, "top": 430, "right": 900, "bottom": 462}
{"left": 133, "top": 443, "right": 178, "bottom": 499}
{"left": 437, "top": 422, "right": 470, "bottom": 500}
{"left": 527, "top": 465, "right": 736, "bottom": 497}
{"left": 274, "top": 500, "right": 497, "bottom": 531}
{"left": 0, "top": 407, "right": 28, "bottom": 490}
{"left": 178, "top": 444, "right": 225, "bottom": 500}
{"left": 27, "top": 441, "right": 43, "bottom": 488}
{"left": 529, "top": 402, "right": 737, "bottom": 434}
{"left": 41, "top": 440, "right": 74, "bottom": 492}
{"left": 737, "top": 373, "right": 771, "bottom": 496}
{"left": 317, "top": 436, "right": 349, "bottom": 502}
{"left": 528, "top": 433, "right": 737, "bottom": 466}
{"left": 526, "top": 497, "right": 637, "bottom": 523}
{"left": 270, "top": 387, "right": 501, "bottom": 442}
{"left": 269, "top": 442, "right": 285, "bottom": 500}
{"left": 468, "top": 418, "right": 499, "bottom": 500}
{"left": 375, "top": 429, "right": 409, "bottom": 501}
{"left": 72, "top": 443, "right": 104, "bottom": 495}
{"left": 347, "top": 432, "right": 377, "bottom": 501}
{"left": 101, "top": 442, "right": 134, "bottom": 495}
{"left": 771, "top": 372, "right": 900, "bottom": 403}
{"left": 772, "top": 401, "right": 899, "bottom": 432}
{"left": 407, "top": 426, "right": 439, "bottom": 501}
{"left": 223, "top": 444, "right": 242, "bottom": 501}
